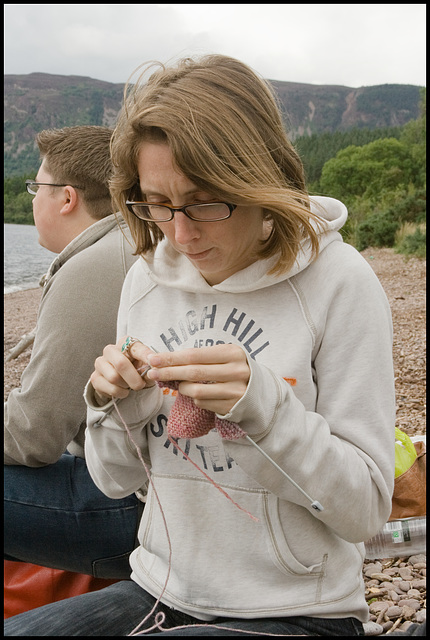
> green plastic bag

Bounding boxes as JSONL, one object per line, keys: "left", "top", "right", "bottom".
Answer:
{"left": 394, "top": 427, "right": 417, "bottom": 478}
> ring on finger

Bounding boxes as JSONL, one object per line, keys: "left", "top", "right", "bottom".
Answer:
{"left": 121, "top": 336, "right": 142, "bottom": 359}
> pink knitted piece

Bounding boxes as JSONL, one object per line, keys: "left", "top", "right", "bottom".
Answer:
{"left": 157, "top": 381, "right": 246, "bottom": 440}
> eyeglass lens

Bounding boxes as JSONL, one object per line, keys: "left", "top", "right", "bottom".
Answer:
{"left": 26, "top": 183, "right": 38, "bottom": 195}
{"left": 130, "top": 203, "right": 230, "bottom": 221}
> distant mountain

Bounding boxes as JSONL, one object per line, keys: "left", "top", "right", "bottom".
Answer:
{"left": 270, "top": 80, "right": 422, "bottom": 137}
{"left": 4, "top": 72, "right": 424, "bottom": 177}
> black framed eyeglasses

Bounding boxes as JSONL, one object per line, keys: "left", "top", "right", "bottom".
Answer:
{"left": 25, "top": 180, "right": 85, "bottom": 195}
{"left": 125, "top": 200, "right": 236, "bottom": 222}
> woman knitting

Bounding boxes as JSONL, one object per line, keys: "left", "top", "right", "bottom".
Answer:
{"left": 5, "top": 54, "right": 396, "bottom": 636}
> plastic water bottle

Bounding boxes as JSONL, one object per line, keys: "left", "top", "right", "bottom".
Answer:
{"left": 364, "top": 516, "right": 426, "bottom": 559}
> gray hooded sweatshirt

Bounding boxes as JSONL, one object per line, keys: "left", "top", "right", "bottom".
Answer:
{"left": 85, "top": 197, "right": 395, "bottom": 623}
{"left": 5, "top": 214, "right": 137, "bottom": 466}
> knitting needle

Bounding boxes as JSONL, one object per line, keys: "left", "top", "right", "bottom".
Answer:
{"left": 94, "top": 348, "right": 322, "bottom": 512}
{"left": 243, "top": 435, "right": 324, "bottom": 512}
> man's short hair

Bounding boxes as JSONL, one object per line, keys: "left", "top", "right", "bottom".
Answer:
{"left": 36, "top": 126, "right": 114, "bottom": 219}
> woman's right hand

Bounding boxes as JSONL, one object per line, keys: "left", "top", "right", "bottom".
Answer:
{"left": 90, "top": 336, "right": 156, "bottom": 403}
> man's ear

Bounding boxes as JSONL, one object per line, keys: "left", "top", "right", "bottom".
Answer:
{"left": 59, "top": 186, "right": 78, "bottom": 215}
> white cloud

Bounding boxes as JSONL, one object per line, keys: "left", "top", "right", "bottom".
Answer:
{"left": 4, "top": 3, "right": 426, "bottom": 86}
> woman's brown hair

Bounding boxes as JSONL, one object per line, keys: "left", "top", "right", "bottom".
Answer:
{"left": 110, "top": 54, "right": 325, "bottom": 274}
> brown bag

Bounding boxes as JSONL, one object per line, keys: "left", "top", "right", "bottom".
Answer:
{"left": 389, "top": 440, "right": 426, "bottom": 521}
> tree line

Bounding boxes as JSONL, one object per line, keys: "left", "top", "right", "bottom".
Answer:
{"left": 4, "top": 174, "right": 36, "bottom": 225}
{"left": 307, "top": 88, "right": 426, "bottom": 258}
{"left": 4, "top": 88, "right": 426, "bottom": 257}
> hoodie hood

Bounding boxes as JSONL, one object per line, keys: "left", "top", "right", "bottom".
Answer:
{"left": 142, "top": 196, "right": 347, "bottom": 294}
{"left": 39, "top": 214, "right": 127, "bottom": 286}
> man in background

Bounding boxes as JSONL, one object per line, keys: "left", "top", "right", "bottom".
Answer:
{"left": 4, "top": 126, "right": 140, "bottom": 579}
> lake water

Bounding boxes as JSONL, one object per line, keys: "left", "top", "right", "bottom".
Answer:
{"left": 4, "top": 224, "right": 56, "bottom": 294}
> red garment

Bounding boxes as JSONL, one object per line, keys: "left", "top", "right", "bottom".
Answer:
{"left": 4, "top": 560, "right": 120, "bottom": 619}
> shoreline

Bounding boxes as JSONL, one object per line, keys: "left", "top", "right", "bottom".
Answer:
{"left": 4, "top": 286, "right": 41, "bottom": 296}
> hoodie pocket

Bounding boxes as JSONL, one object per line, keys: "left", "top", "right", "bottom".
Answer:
{"left": 262, "top": 492, "right": 324, "bottom": 577}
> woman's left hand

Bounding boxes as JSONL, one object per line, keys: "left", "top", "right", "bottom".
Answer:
{"left": 146, "top": 344, "right": 250, "bottom": 415}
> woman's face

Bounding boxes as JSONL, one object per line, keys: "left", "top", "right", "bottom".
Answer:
{"left": 136, "top": 142, "right": 266, "bottom": 285}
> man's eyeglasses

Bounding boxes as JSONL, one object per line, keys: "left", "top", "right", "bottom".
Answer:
{"left": 125, "top": 200, "right": 236, "bottom": 222}
{"left": 25, "top": 180, "right": 85, "bottom": 195}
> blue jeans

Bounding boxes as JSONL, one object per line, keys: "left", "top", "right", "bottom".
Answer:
{"left": 4, "top": 453, "right": 142, "bottom": 578}
{"left": 4, "top": 580, "right": 365, "bottom": 636}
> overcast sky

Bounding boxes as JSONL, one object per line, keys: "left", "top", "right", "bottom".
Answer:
{"left": 4, "top": 4, "right": 426, "bottom": 87}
